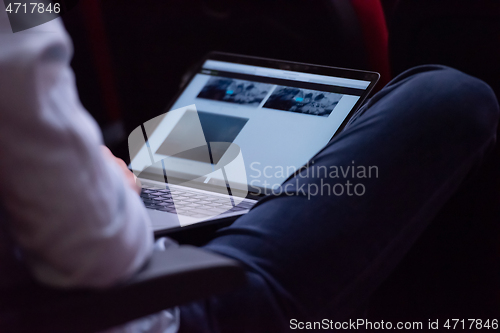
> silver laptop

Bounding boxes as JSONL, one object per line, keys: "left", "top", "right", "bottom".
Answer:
{"left": 128, "top": 52, "right": 379, "bottom": 234}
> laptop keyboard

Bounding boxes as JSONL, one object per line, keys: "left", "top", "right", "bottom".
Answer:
{"left": 140, "top": 185, "right": 255, "bottom": 218}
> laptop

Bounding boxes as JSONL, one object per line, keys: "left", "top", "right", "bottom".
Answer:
{"left": 128, "top": 52, "right": 379, "bottom": 235}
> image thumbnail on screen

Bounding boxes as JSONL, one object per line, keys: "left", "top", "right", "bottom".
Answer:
{"left": 197, "top": 77, "right": 272, "bottom": 106}
{"left": 155, "top": 110, "right": 248, "bottom": 165}
{"left": 264, "top": 86, "right": 343, "bottom": 117}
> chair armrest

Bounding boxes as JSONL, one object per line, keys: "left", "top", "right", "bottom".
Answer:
{"left": 0, "top": 246, "right": 246, "bottom": 333}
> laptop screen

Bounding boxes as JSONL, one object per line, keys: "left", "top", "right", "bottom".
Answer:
{"left": 134, "top": 55, "right": 376, "bottom": 196}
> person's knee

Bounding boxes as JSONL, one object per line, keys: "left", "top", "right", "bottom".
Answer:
{"left": 403, "top": 65, "right": 499, "bottom": 142}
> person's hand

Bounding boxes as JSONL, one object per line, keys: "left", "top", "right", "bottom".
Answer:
{"left": 101, "top": 146, "right": 141, "bottom": 195}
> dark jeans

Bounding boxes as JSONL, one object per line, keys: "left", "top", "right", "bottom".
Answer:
{"left": 179, "top": 65, "right": 499, "bottom": 332}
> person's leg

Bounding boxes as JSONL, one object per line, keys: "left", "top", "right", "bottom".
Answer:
{"left": 179, "top": 65, "right": 499, "bottom": 332}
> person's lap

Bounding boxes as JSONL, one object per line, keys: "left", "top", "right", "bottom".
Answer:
{"left": 178, "top": 65, "right": 499, "bottom": 332}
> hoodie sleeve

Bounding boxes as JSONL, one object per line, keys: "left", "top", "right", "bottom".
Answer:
{"left": 0, "top": 6, "right": 154, "bottom": 288}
